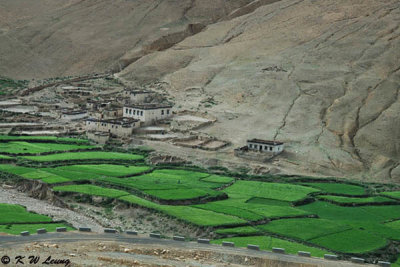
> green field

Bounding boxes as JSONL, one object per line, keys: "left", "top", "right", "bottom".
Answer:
{"left": 119, "top": 195, "right": 246, "bottom": 226}
{"left": 0, "top": 135, "right": 89, "bottom": 144}
{"left": 212, "top": 236, "right": 328, "bottom": 257}
{"left": 382, "top": 191, "right": 400, "bottom": 199}
{"left": 0, "top": 223, "right": 74, "bottom": 235}
{"left": 309, "top": 229, "right": 388, "bottom": 253}
{"left": 301, "top": 182, "right": 366, "bottom": 195}
{"left": 319, "top": 195, "right": 397, "bottom": 204}
{"left": 97, "top": 169, "right": 232, "bottom": 200}
{"left": 224, "top": 180, "right": 319, "bottom": 202}
{"left": 22, "top": 151, "right": 144, "bottom": 162}
{"left": 0, "top": 142, "right": 93, "bottom": 154}
{"left": 0, "top": 203, "right": 52, "bottom": 224}
{"left": 2, "top": 139, "right": 400, "bottom": 259}
{"left": 258, "top": 218, "right": 351, "bottom": 241}
{"left": 215, "top": 226, "right": 261, "bottom": 235}
{"left": 53, "top": 184, "right": 130, "bottom": 198}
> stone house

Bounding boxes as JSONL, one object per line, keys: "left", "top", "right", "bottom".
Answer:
{"left": 85, "top": 117, "right": 140, "bottom": 138}
{"left": 86, "top": 131, "right": 110, "bottom": 145}
{"left": 247, "top": 139, "right": 284, "bottom": 154}
{"left": 123, "top": 89, "right": 153, "bottom": 103}
{"left": 123, "top": 103, "right": 173, "bottom": 125}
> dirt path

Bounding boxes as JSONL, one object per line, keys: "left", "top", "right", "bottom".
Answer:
{"left": 0, "top": 187, "right": 104, "bottom": 232}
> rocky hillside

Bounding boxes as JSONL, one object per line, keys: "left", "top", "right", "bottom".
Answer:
{"left": 1, "top": 0, "right": 399, "bottom": 182}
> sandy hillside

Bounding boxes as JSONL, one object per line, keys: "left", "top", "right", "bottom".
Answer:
{"left": 0, "top": 0, "right": 399, "bottom": 181}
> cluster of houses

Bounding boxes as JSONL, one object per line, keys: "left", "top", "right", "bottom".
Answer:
{"left": 83, "top": 88, "right": 174, "bottom": 144}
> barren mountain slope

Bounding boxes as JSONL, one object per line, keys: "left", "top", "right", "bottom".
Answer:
{"left": 0, "top": 0, "right": 256, "bottom": 79}
{"left": 118, "top": 0, "right": 400, "bottom": 182}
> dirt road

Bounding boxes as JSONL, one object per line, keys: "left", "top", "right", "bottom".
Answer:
{"left": 0, "top": 232, "right": 373, "bottom": 267}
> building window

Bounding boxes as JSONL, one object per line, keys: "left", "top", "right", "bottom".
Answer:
{"left": 161, "top": 110, "right": 164, "bottom": 115}
{"left": 141, "top": 111, "right": 143, "bottom": 116}
{"left": 133, "top": 110, "right": 136, "bottom": 115}
{"left": 249, "top": 144, "right": 252, "bottom": 148}
{"left": 270, "top": 147, "right": 273, "bottom": 151}
{"left": 167, "top": 109, "right": 170, "bottom": 115}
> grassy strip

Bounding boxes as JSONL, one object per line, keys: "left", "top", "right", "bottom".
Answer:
{"left": 0, "top": 135, "right": 89, "bottom": 144}
{"left": 308, "top": 229, "right": 388, "bottom": 253}
{"left": 53, "top": 184, "right": 130, "bottom": 198}
{"left": 215, "top": 226, "right": 262, "bottom": 235}
{"left": 0, "top": 223, "right": 74, "bottom": 235}
{"left": 0, "top": 142, "right": 93, "bottom": 154}
{"left": 301, "top": 182, "right": 366, "bottom": 195}
{"left": 211, "top": 236, "right": 328, "bottom": 257}
{"left": 21, "top": 151, "right": 144, "bottom": 162}
{"left": 318, "top": 195, "right": 397, "bottom": 204}
{"left": 0, "top": 204, "right": 52, "bottom": 224}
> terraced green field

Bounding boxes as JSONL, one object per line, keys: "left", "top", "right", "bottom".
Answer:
{"left": 382, "top": 191, "right": 400, "bottom": 199}
{"left": 0, "top": 203, "right": 73, "bottom": 235}
{"left": 258, "top": 218, "right": 351, "bottom": 241}
{"left": 224, "top": 181, "right": 319, "bottom": 201}
{"left": 2, "top": 138, "right": 400, "bottom": 262}
{"left": 53, "top": 184, "right": 130, "bottom": 198}
{"left": 0, "top": 203, "right": 51, "bottom": 224}
{"left": 0, "top": 141, "right": 93, "bottom": 154}
{"left": 0, "top": 135, "right": 89, "bottom": 144}
{"left": 97, "top": 169, "right": 231, "bottom": 200}
{"left": 119, "top": 195, "right": 246, "bottom": 226}
{"left": 301, "top": 182, "right": 366, "bottom": 195}
{"left": 22, "top": 151, "right": 144, "bottom": 162}
{"left": 319, "top": 195, "right": 397, "bottom": 204}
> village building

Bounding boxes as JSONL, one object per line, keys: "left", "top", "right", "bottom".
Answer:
{"left": 234, "top": 138, "right": 285, "bottom": 162}
{"left": 123, "top": 103, "right": 173, "bottom": 125}
{"left": 123, "top": 89, "right": 153, "bottom": 104}
{"left": 246, "top": 139, "right": 284, "bottom": 154}
{"left": 85, "top": 117, "right": 140, "bottom": 138}
{"left": 60, "top": 110, "right": 88, "bottom": 121}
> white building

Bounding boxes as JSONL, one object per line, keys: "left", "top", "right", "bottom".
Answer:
{"left": 85, "top": 118, "right": 140, "bottom": 138}
{"left": 123, "top": 103, "right": 173, "bottom": 125}
{"left": 247, "top": 139, "right": 284, "bottom": 154}
{"left": 123, "top": 89, "right": 153, "bottom": 103}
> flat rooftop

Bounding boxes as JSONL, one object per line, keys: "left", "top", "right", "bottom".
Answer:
{"left": 247, "top": 139, "right": 284, "bottom": 145}
{"left": 125, "top": 103, "right": 173, "bottom": 110}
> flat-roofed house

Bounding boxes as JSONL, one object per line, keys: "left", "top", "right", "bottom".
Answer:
{"left": 247, "top": 139, "right": 284, "bottom": 154}
{"left": 85, "top": 117, "right": 140, "bottom": 138}
{"left": 123, "top": 103, "right": 173, "bottom": 125}
{"left": 123, "top": 89, "right": 153, "bottom": 103}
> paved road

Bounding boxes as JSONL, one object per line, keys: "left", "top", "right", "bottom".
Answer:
{"left": 0, "top": 232, "right": 374, "bottom": 267}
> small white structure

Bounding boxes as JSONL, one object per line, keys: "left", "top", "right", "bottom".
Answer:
{"left": 247, "top": 139, "right": 284, "bottom": 154}
{"left": 60, "top": 110, "right": 88, "bottom": 121}
{"left": 123, "top": 103, "right": 173, "bottom": 125}
{"left": 85, "top": 117, "right": 140, "bottom": 138}
{"left": 123, "top": 89, "right": 153, "bottom": 103}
